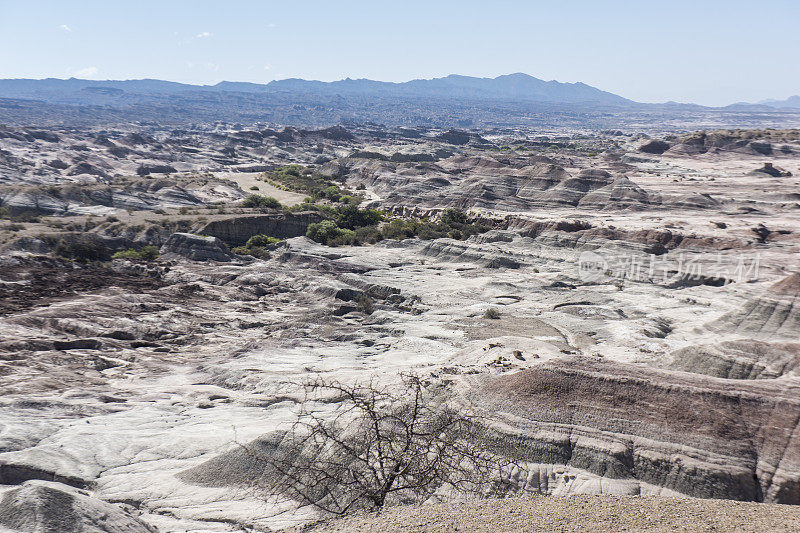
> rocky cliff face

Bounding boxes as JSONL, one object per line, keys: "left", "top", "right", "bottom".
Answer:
{"left": 475, "top": 357, "right": 800, "bottom": 504}
{"left": 160, "top": 233, "right": 232, "bottom": 262}
{"left": 198, "top": 212, "right": 325, "bottom": 246}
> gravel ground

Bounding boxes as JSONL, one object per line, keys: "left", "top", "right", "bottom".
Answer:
{"left": 297, "top": 495, "right": 800, "bottom": 532}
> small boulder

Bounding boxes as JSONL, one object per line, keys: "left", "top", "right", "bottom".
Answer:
{"left": 137, "top": 164, "right": 177, "bottom": 176}
{"left": 53, "top": 339, "right": 103, "bottom": 351}
{"left": 160, "top": 233, "right": 232, "bottom": 262}
{"left": 638, "top": 139, "right": 670, "bottom": 154}
{"left": 67, "top": 162, "right": 108, "bottom": 178}
{"left": 46, "top": 159, "right": 69, "bottom": 170}
{"left": 752, "top": 162, "right": 792, "bottom": 177}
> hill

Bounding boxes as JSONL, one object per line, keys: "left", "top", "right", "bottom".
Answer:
{"left": 265, "top": 73, "right": 631, "bottom": 104}
{"left": 761, "top": 96, "right": 800, "bottom": 109}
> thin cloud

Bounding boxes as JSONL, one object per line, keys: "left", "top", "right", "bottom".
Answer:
{"left": 186, "top": 62, "right": 219, "bottom": 72}
{"left": 195, "top": 32, "right": 212, "bottom": 39}
{"left": 59, "top": 24, "right": 71, "bottom": 32}
{"left": 74, "top": 66, "right": 99, "bottom": 77}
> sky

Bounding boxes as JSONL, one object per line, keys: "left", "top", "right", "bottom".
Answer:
{"left": 1, "top": 0, "right": 799, "bottom": 106}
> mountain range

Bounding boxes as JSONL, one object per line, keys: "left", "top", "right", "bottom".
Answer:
{"left": 0, "top": 73, "right": 798, "bottom": 129}
{"left": 0, "top": 73, "right": 630, "bottom": 106}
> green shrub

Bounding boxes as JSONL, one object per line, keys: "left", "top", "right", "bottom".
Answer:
{"left": 10, "top": 212, "right": 41, "bottom": 223}
{"left": 319, "top": 185, "right": 342, "bottom": 202}
{"left": 338, "top": 195, "right": 360, "bottom": 205}
{"left": 335, "top": 204, "right": 383, "bottom": 230}
{"left": 381, "top": 219, "right": 418, "bottom": 240}
{"left": 52, "top": 235, "right": 112, "bottom": 262}
{"left": 415, "top": 222, "right": 450, "bottom": 240}
{"left": 327, "top": 230, "right": 357, "bottom": 246}
{"left": 380, "top": 215, "right": 488, "bottom": 242}
{"left": 232, "top": 245, "right": 271, "bottom": 259}
{"left": 441, "top": 208, "right": 468, "bottom": 226}
{"left": 246, "top": 234, "right": 281, "bottom": 247}
{"left": 112, "top": 246, "right": 160, "bottom": 261}
{"left": 241, "top": 194, "right": 283, "bottom": 210}
{"left": 354, "top": 226, "right": 383, "bottom": 244}
{"left": 283, "top": 165, "right": 301, "bottom": 177}
{"left": 307, "top": 220, "right": 355, "bottom": 246}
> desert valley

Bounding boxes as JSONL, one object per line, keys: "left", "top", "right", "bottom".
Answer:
{"left": 1, "top": 109, "right": 799, "bottom": 530}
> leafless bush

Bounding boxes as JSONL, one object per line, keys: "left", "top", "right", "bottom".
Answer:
{"left": 245, "top": 375, "right": 518, "bottom": 515}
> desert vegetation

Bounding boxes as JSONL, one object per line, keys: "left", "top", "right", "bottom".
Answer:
{"left": 248, "top": 376, "right": 518, "bottom": 514}
{"left": 306, "top": 207, "right": 489, "bottom": 246}
{"left": 231, "top": 234, "right": 282, "bottom": 258}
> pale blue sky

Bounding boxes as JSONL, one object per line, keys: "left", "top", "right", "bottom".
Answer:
{"left": 1, "top": 0, "right": 798, "bottom": 106}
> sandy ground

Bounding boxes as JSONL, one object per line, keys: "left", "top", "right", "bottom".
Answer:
{"left": 302, "top": 494, "right": 800, "bottom": 533}
{"left": 216, "top": 172, "right": 308, "bottom": 206}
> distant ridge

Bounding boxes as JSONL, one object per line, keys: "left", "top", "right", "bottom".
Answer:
{"left": 725, "top": 95, "right": 800, "bottom": 111}
{"left": 263, "top": 73, "right": 631, "bottom": 105}
{"left": 760, "top": 96, "right": 800, "bottom": 109}
{"left": 2, "top": 73, "right": 799, "bottom": 130}
{"left": 0, "top": 73, "right": 630, "bottom": 106}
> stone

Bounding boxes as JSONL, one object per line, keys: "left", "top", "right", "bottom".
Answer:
{"left": 0, "top": 480, "right": 156, "bottom": 533}
{"left": 159, "top": 232, "right": 232, "bottom": 262}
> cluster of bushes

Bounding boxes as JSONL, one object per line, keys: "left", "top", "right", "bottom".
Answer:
{"left": 305, "top": 204, "right": 386, "bottom": 246}
{"left": 231, "top": 234, "right": 281, "bottom": 258}
{"left": 40, "top": 234, "right": 165, "bottom": 263}
{"left": 0, "top": 207, "right": 41, "bottom": 223}
{"left": 241, "top": 194, "right": 283, "bottom": 210}
{"left": 349, "top": 150, "right": 388, "bottom": 160}
{"left": 380, "top": 209, "right": 486, "bottom": 241}
{"left": 306, "top": 220, "right": 358, "bottom": 246}
{"left": 112, "top": 246, "right": 160, "bottom": 261}
{"left": 46, "top": 234, "right": 112, "bottom": 262}
{"left": 306, "top": 207, "right": 488, "bottom": 247}
{"left": 262, "top": 165, "right": 358, "bottom": 204}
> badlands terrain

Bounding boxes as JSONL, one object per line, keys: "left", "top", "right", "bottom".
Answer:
{"left": 0, "top": 123, "right": 799, "bottom": 531}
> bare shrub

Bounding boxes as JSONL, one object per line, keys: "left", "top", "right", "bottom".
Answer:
{"left": 245, "top": 375, "right": 518, "bottom": 515}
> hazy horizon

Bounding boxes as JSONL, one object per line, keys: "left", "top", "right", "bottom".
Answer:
{"left": 1, "top": 0, "right": 799, "bottom": 106}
